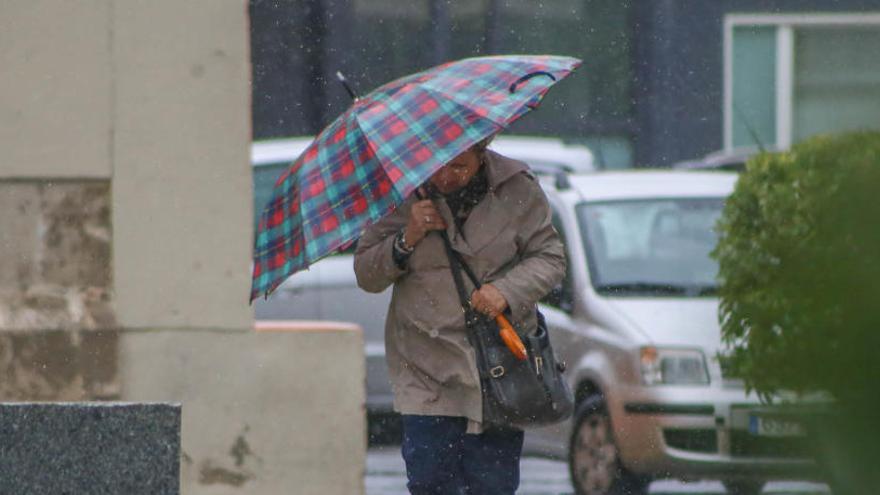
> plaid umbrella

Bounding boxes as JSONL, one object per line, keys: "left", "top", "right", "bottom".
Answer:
{"left": 251, "top": 55, "right": 581, "bottom": 301}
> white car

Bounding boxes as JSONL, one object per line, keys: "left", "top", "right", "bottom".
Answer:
{"left": 528, "top": 170, "right": 818, "bottom": 494}
{"left": 251, "top": 135, "right": 593, "bottom": 416}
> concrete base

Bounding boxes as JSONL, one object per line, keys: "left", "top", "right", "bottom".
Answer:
{"left": 118, "top": 323, "right": 366, "bottom": 495}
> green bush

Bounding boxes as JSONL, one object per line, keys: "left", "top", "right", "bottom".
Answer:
{"left": 713, "top": 132, "right": 880, "bottom": 408}
{"left": 713, "top": 132, "right": 880, "bottom": 491}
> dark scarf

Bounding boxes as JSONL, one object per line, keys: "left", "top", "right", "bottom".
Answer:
{"left": 443, "top": 163, "right": 489, "bottom": 234}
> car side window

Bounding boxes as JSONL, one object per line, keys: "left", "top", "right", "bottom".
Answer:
{"left": 541, "top": 209, "right": 574, "bottom": 313}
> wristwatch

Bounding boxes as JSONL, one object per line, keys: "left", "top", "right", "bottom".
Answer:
{"left": 394, "top": 229, "right": 414, "bottom": 254}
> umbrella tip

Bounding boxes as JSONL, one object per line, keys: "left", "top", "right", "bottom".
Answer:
{"left": 336, "top": 71, "right": 360, "bottom": 102}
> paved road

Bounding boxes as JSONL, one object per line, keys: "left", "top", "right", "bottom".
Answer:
{"left": 366, "top": 446, "right": 831, "bottom": 495}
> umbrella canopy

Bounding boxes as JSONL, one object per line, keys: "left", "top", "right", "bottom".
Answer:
{"left": 251, "top": 55, "right": 581, "bottom": 301}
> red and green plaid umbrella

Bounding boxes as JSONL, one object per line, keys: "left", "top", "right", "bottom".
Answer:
{"left": 251, "top": 55, "right": 581, "bottom": 301}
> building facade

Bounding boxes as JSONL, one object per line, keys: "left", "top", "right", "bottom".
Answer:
{"left": 250, "top": 0, "right": 880, "bottom": 167}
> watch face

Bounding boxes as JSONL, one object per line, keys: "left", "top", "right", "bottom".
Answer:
{"left": 395, "top": 231, "right": 413, "bottom": 253}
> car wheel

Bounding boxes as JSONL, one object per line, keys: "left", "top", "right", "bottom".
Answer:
{"left": 722, "top": 480, "right": 766, "bottom": 494}
{"left": 568, "top": 395, "right": 650, "bottom": 495}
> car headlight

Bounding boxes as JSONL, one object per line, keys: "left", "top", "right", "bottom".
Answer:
{"left": 640, "top": 347, "right": 709, "bottom": 385}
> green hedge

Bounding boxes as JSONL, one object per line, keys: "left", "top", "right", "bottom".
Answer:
{"left": 713, "top": 132, "right": 880, "bottom": 409}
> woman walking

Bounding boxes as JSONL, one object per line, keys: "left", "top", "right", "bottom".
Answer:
{"left": 354, "top": 136, "right": 566, "bottom": 494}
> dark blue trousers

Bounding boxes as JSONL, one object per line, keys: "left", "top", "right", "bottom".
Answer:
{"left": 401, "top": 415, "right": 524, "bottom": 495}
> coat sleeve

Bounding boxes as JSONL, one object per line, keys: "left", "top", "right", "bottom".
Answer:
{"left": 353, "top": 204, "right": 409, "bottom": 293}
{"left": 490, "top": 176, "right": 566, "bottom": 321}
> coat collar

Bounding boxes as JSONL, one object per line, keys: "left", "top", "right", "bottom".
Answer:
{"left": 483, "top": 149, "right": 529, "bottom": 190}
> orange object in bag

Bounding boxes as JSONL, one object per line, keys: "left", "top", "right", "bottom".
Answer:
{"left": 496, "top": 314, "right": 528, "bottom": 361}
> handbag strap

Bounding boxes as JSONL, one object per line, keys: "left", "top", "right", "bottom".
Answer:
{"left": 439, "top": 230, "right": 474, "bottom": 312}
{"left": 444, "top": 236, "right": 483, "bottom": 290}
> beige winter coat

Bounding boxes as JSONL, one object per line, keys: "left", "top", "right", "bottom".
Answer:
{"left": 353, "top": 150, "right": 565, "bottom": 432}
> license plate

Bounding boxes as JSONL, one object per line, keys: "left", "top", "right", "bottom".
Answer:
{"left": 749, "top": 414, "right": 805, "bottom": 437}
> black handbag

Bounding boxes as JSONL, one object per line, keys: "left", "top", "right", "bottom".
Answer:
{"left": 439, "top": 230, "right": 574, "bottom": 426}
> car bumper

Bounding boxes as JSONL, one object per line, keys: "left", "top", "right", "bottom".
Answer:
{"left": 609, "top": 385, "right": 820, "bottom": 480}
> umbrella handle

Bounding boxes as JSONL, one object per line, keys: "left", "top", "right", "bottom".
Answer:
{"left": 509, "top": 71, "right": 556, "bottom": 94}
{"left": 496, "top": 314, "right": 528, "bottom": 361}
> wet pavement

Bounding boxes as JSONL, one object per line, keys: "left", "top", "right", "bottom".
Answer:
{"left": 366, "top": 446, "right": 831, "bottom": 495}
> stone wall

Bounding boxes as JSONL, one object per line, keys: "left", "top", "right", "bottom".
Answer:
{"left": 0, "top": 330, "right": 117, "bottom": 401}
{"left": 0, "top": 2, "right": 366, "bottom": 493}
{"left": 0, "top": 181, "right": 114, "bottom": 331}
{"left": 0, "top": 181, "right": 118, "bottom": 400}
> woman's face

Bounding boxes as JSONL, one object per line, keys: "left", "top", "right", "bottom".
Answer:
{"left": 429, "top": 148, "right": 482, "bottom": 194}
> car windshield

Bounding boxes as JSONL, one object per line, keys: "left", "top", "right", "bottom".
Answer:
{"left": 576, "top": 198, "right": 725, "bottom": 297}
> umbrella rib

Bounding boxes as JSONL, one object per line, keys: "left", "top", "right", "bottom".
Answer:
{"left": 352, "top": 110, "right": 416, "bottom": 202}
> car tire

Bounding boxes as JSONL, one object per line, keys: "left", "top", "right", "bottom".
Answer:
{"left": 722, "top": 480, "right": 766, "bottom": 494}
{"left": 568, "top": 394, "right": 650, "bottom": 495}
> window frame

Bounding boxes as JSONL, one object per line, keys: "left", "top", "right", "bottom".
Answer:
{"left": 723, "top": 12, "right": 880, "bottom": 151}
